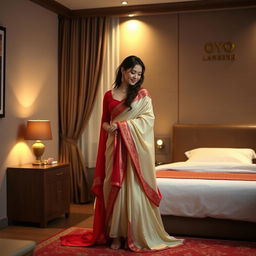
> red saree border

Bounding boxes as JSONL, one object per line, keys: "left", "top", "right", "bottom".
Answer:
{"left": 127, "top": 221, "right": 142, "bottom": 252}
{"left": 105, "top": 132, "right": 128, "bottom": 222}
{"left": 117, "top": 121, "right": 161, "bottom": 207}
{"left": 134, "top": 88, "right": 151, "bottom": 101}
{"left": 111, "top": 88, "right": 151, "bottom": 120}
{"left": 111, "top": 101, "right": 127, "bottom": 120}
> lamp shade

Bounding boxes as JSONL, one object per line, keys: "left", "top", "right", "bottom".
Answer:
{"left": 25, "top": 120, "right": 52, "bottom": 140}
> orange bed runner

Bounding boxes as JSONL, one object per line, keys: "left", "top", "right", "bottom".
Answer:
{"left": 156, "top": 170, "right": 256, "bottom": 181}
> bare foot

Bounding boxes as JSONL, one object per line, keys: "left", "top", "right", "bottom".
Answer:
{"left": 110, "top": 237, "right": 121, "bottom": 250}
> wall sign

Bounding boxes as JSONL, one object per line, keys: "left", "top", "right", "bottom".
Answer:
{"left": 203, "top": 41, "right": 236, "bottom": 61}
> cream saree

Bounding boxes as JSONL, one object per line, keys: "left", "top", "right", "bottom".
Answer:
{"left": 102, "top": 89, "right": 183, "bottom": 251}
{"left": 61, "top": 88, "right": 183, "bottom": 251}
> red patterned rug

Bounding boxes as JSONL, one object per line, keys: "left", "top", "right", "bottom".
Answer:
{"left": 35, "top": 227, "right": 256, "bottom": 256}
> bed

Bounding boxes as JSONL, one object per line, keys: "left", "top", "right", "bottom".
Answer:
{"left": 155, "top": 124, "right": 256, "bottom": 241}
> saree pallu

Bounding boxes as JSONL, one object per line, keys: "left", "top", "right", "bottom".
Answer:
{"left": 61, "top": 89, "right": 183, "bottom": 251}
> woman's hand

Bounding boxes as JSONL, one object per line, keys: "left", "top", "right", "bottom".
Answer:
{"left": 103, "top": 122, "right": 118, "bottom": 133}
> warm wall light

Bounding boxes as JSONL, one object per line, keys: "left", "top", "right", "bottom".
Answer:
{"left": 121, "top": 1, "right": 128, "bottom": 5}
{"left": 25, "top": 120, "right": 52, "bottom": 165}
{"left": 156, "top": 139, "right": 164, "bottom": 149}
{"left": 155, "top": 137, "right": 170, "bottom": 165}
{"left": 6, "top": 142, "right": 33, "bottom": 167}
{"left": 127, "top": 20, "right": 139, "bottom": 31}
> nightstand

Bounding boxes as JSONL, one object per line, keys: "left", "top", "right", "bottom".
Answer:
{"left": 7, "top": 163, "right": 70, "bottom": 228}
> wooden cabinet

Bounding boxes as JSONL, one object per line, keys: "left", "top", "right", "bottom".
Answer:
{"left": 7, "top": 163, "right": 70, "bottom": 227}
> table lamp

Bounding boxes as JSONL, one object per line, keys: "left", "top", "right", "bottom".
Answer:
{"left": 25, "top": 120, "right": 52, "bottom": 165}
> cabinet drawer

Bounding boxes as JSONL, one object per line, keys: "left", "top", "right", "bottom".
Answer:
{"left": 44, "top": 167, "right": 70, "bottom": 218}
{"left": 45, "top": 166, "right": 69, "bottom": 180}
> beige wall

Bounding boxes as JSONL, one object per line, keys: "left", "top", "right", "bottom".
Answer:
{"left": 0, "top": 0, "right": 58, "bottom": 226}
{"left": 179, "top": 8, "right": 256, "bottom": 124}
{"left": 120, "top": 15, "right": 178, "bottom": 136}
{"left": 120, "top": 8, "right": 256, "bottom": 162}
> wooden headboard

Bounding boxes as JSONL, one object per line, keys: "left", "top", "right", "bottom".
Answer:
{"left": 172, "top": 124, "right": 256, "bottom": 162}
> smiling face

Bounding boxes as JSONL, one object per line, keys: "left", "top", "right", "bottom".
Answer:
{"left": 122, "top": 64, "right": 143, "bottom": 86}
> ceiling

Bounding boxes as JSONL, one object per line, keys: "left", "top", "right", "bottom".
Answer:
{"left": 54, "top": 0, "right": 196, "bottom": 10}
{"left": 31, "top": 0, "right": 256, "bottom": 17}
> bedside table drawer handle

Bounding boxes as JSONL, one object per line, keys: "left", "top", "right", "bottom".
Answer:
{"left": 56, "top": 172, "right": 64, "bottom": 176}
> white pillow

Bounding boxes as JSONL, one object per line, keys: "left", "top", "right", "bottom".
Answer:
{"left": 185, "top": 148, "right": 256, "bottom": 164}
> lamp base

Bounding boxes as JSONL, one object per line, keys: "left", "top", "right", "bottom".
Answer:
{"left": 32, "top": 140, "right": 46, "bottom": 165}
{"left": 32, "top": 159, "right": 48, "bottom": 166}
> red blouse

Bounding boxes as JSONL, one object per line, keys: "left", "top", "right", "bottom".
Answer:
{"left": 102, "top": 90, "right": 122, "bottom": 123}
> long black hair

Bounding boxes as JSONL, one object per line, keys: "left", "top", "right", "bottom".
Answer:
{"left": 114, "top": 55, "right": 145, "bottom": 109}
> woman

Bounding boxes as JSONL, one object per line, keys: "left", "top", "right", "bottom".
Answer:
{"left": 61, "top": 56, "right": 183, "bottom": 251}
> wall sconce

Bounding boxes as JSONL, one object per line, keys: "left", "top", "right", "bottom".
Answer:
{"left": 155, "top": 136, "right": 170, "bottom": 165}
{"left": 25, "top": 120, "right": 52, "bottom": 165}
{"left": 156, "top": 139, "right": 164, "bottom": 149}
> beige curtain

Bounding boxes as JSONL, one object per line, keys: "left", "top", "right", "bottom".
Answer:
{"left": 80, "top": 17, "right": 120, "bottom": 168}
{"left": 58, "top": 16, "right": 109, "bottom": 203}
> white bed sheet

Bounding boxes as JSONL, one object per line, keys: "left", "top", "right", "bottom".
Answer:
{"left": 156, "top": 163, "right": 256, "bottom": 222}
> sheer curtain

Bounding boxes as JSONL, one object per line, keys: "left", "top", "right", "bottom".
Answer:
{"left": 80, "top": 18, "right": 119, "bottom": 168}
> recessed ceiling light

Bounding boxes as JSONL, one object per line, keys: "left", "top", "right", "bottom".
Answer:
{"left": 128, "top": 14, "right": 135, "bottom": 17}
{"left": 122, "top": 1, "right": 128, "bottom": 5}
